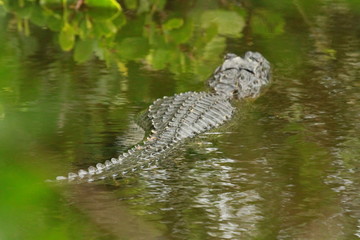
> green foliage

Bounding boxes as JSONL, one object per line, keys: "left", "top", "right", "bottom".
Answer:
{"left": 0, "top": 0, "right": 253, "bottom": 77}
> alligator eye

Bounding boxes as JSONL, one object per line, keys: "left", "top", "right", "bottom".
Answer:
{"left": 224, "top": 67, "right": 238, "bottom": 71}
{"left": 241, "top": 68, "right": 255, "bottom": 74}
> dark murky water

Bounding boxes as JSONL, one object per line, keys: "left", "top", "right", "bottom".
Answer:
{"left": 0, "top": 0, "right": 359, "bottom": 239}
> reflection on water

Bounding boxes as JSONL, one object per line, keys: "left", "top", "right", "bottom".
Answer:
{"left": 0, "top": 0, "right": 360, "bottom": 239}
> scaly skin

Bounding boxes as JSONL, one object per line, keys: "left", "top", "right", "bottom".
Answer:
{"left": 53, "top": 51, "right": 271, "bottom": 183}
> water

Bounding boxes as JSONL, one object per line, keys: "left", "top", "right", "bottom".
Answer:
{"left": 0, "top": 0, "right": 359, "bottom": 239}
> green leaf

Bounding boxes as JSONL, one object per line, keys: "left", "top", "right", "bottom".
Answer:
{"left": 201, "top": 10, "right": 245, "bottom": 37}
{"left": 117, "top": 37, "right": 149, "bottom": 60}
{"left": 86, "top": 0, "right": 121, "bottom": 9}
{"left": 59, "top": 24, "right": 75, "bottom": 51}
{"left": 86, "top": 0, "right": 122, "bottom": 20}
{"left": 163, "top": 18, "right": 184, "bottom": 31}
{"left": 74, "top": 39, "right": 95, "bottom": 63}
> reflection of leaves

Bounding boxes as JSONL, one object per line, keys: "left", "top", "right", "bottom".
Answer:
{"left": 195, "top": 36, "right": 226, "bottom": 77}
{"left": 148, "top": 48, "right": 171, "bottom": 70}
{"left": 203, "top": 36, "right": 226, "bottom": 60}
{"left": 201, "top": 10, "right": 245, "bottom": 37}
{"left": 167, "top": 19, "right": 193, "bottom": 44}
{"left": 117, "top": 37, "right": 150, "bottom": 60}
{"left": 74, "top": 38, "right": 95, "bottom": 63}
{"left": 251, "top": 9, "right": 285, "bottom": 37}
{"left": 59, "top": 24, "right": 75, "bottom": 51}
{"left": 340, "top": 137, "right": 360, "bottom": 166}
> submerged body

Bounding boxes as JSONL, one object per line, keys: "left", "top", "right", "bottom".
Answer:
{"left": 55, "top": 52, "right": 271, "bottom": 183}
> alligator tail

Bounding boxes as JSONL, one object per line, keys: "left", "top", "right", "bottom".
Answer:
{"left": 52, "top": 136, "right": 175, "bottom": 184}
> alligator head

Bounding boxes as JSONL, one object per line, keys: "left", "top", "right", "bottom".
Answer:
{"left": 208, "top": 51, "right": 271, "bottom": 100}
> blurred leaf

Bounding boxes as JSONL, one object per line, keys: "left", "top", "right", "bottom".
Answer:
{"left": 93, "top": 20, "right": 117, "bottom": 37}
{"left": 112, "top": 11, "right": 127, "bottom": 27}
{"left": 163, "top": 18, "right": 184, "bottom": 30}
{"left": 134, "top": 0, "right": 166, "bottom": 13}
{"left": 86, "top": 0, "right": 121, "bottom": 9}
{"left": 46, "top": 15, "right": 62, "bottom": 31}
{"left": 203, "top": 23, "right": 218, "bottom": 42}
{"left": 155, "top": 0, "right": 166, "bottom": 10}
{"left": 201, "top": 10, "right": 245, "bottom": 37}
{"left": 251, "top": 9, "right": 285, "bottom": 37}
{"left": 124, "top": 0, "right": 138, "bottom": 10}
{"left": 137, "top": 0, "right": 150, "bottom": 14}
{"left": 59, "top": 24, "right": 75, "bottom": 51}
{"left": 3, "top": 0, "right": 34, "bottom": 18}
{"left": 28, "top": 5, "right": 47, "bottom": 26}
{"left": 74, "top": 38, "right": 95, "bottom": 63}
{"left": 39, "top": 0, "right": 65, "bottom": 9}
{"left": 86, "top": 0, "right": 122, "bottom": 20}
{"left": 149, "top": 0, "right": 166, "bottom": 11}
{"left": 117, "top": 37, "right": 150, "bottom": 60}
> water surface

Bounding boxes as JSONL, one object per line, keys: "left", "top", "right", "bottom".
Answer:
{"left": 0, "top": 0, "right": 359, "bottom": 239}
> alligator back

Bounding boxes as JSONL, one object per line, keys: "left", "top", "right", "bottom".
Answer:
{"left": 54, "top": 92, "right": 234, "bottom": 183}
{"left": 53, "top": 51, "right": 271, "bottom": 184}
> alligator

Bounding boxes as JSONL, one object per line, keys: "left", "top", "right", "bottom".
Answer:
{"left": 54, "top": 51, "right": 271, "bottom": 183}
